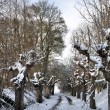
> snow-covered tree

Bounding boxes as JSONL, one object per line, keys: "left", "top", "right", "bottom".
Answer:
{"left": 9, "top": 50, "right": 37, "bottom": 110}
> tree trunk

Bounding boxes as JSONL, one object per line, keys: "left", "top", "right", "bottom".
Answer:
{"left": 0, "top": 77, "right": 2, "bottom": 108}
{"left": 108, "top": 82, "right": 110, "bottom": 110}
{"left": 43, "top": 47, "right": 49, "bottom": 74}
{"left": 90, "top": 77, "right": 96, "bottom": 109}
{"left": 0, "top": 78, "right": 2, "bottom": 98}
{"left": 71, "top": 86, "right": 73, "bottom": 96}
{"left": 51, "top": 84, "right": 54, "bottom": 95}
{"left": 90, "top": 90, "right": 96, "bottom": 109}
{"left": 71, "top": 86, "right": 76, "bottom": 96}
{"left": 73, "top": 86, "right": 76, "bottom": 96}
{"left": 44, "top": 85, "right": 50, "bottom": 99}
{"left": 76, "top": 85, "right": 81, "bottom": 98}
{"left": 15, "top": 85, "right": 24, "bottom": 110}
{"left": 82, "top": 84, "right": 86, "bottom": 102}
{"left": 36, "top": 85, "right": 43, "bottom": 103}
{"left": 14, "top": 64, "right": 33, "bottom": 110}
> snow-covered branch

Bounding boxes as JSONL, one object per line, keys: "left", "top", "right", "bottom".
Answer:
{"left": 95, "top": 79, "right": 105, "bottom": 84}
{"left": 30, "top": 72, "right": 44, "bottom": 86}
{"left": 10, "top": 50, "right": 38, "bottom": 88}
{"left": 74, "top": 43, "right": 89, "bottom": 56}
{"left": 47, "top": 76, "right": 56, "bottom": 85}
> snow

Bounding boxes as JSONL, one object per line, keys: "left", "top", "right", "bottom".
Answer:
{"left": 2, "top": 85, "right": 108, "bottom": 110}
{"left": 55, "top": 95, "right": 84, "bottom": 110}
{"left": 48, "top": 76, "right": 55, "bottom": 85}
{"left": 93, "top": 41, "right": 108, "bottom": 51}
{"left": 2, "top": 88, "right": 36, "bottom": 106}
{"left": 30, "top": 72, "right": 44, "bottom": 86}
{"left": 28, "top": 50, "right": 35, "bottom": 55}
{"left": 25, "top": 95, "right": 59, "bottom": 110}
{"left": 34, "top": 73, "right": 39, "bottom": 81}
{"left": 26, "top": 91, "right": 107, "bottom": 110}
{"left": 107, "top": 56, "right": 110, "bottom": 62}
{"left": 103, "top": 41, "right": 108, "bottom": 48}
{"left": 105, "top": 28, "right": 110, "bottom": 36}
{"left": 25, "top": 86, "right": 107, "bottom": 110}
{"left": 3, "top": 88, "right": 15, "bottom": 101}
{"left": 10, "top": 66, "right": 26, "bottom": 87}
{"left": 93, "top": 44, "right": 102, "bottom": 51}
{"left": 80, "top": 44, "right": 88, "bottom": 51}
{"left": 54, "top": 83, "right": 60, "bottom": 94}
{"left": 90, "top": 70, "right": 96, "bottom": 77}
{"left": 95, "top": 89, "right": 108, "bottom": 110}
{"left": 90, "top": 56, "right": 103, "bottom": 69}
{"left": 10, "top": 61, "right": 23, "bottom": 71}
{"left": 95, "top": 79, "right": 105, "bottom": 84}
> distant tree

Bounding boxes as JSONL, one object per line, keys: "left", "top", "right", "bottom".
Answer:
{"left": 31, "top": 0, "right": 67, "bottom": 74}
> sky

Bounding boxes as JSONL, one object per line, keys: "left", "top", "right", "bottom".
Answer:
{"left": 30, "top": 0, "right": 84, "bottom": 59}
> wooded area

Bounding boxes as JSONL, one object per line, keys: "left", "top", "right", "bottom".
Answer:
{"left": 0, "top": 0, "right": 110, "bottom": 110}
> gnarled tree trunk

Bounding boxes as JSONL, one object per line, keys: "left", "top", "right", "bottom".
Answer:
{"left": 108, "top": 82, "right": 110, "bottom": 110}
{"left": 76, "top": 84, "right": 81, "bottom": 98}
{"left": 71, "top": 86, "right": 76, "bottom": 96}
{"left": 14, "top": 64, "right": 34, "bottom": 110}
{"left": 90, "top": 77, "right": 96, "bottom": 109}
{"left": 44, "top": 85, "right": 50, "bottom": 99}
{"left": 50, "top": 84, "right": 54, "bottom": 95}
{"left": 82, "top": 84, "right": 86, "bottom": 102}
{"left": 15, "top": 85, "right": 24, "bottom": 110}
{"left": 90, "top": 90, "right": 96, "bottom": 109}
{"left": 36, "top": 85, "right": 43, "bottom": 103}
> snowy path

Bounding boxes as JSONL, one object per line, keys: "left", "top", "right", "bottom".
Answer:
{"left": 25, "top": 95, "right": 59, "bottom": 110}
{"left": 50, "top": 96, "right": 62, "bottom": 110}
{"left": 55, "top": 94, "right": 84, "bottom": 110}
{"left": 1, "top": 85, "right": 107, "bottom": 110}
{"left": 25, "top": 85, "right": 108, "bottom": 110}
{"left": 25, "top": 93, "right": 86, "bottom": 110}
{"left": 25, "top": 92, "right": 108, "bottom": 110}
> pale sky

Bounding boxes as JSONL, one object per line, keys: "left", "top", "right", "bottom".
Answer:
{"left": 30, "top": 0, "right": 84, "bottom": 59}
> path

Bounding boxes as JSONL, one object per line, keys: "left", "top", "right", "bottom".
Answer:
{"left": 53, "top": 94, "right": 84, "bottom": 110}
{"left": 25, "top": 93, "right": 86, "bottom": 110}
{"left": 25, "top": 84, "right": 86, "bottom": 110}
{"left": 50, "top": 96, "right": 62, "bottom": 110}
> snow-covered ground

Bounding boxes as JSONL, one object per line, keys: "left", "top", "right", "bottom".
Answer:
{"left": 1, "top": 84, "right": 108, "bottom": 110}
{"left": 25, "top": 95, "right": 59, "bottom": 110}
{"left": 3, "top": 88, "right": 36, "bottom": 106}
{"left": 25, "top": 83, "right": 61, "bottom": 110}
{"left": 95, "top": 89, "right": 108, "bottom": 110}
{"left": 25, "top": 85, "right": 108, "bottom": 110}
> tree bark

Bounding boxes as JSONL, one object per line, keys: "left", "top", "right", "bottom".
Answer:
{"left": 44, "top": 85, "right": 50, "bottom": 99}
{"left": 73, "top": 86, "right": 76, "bottom": 96}
{"left": 90, "top": 77, "right": 96, "bottom": 109}
{"left": 36, "top": 85, "right": 43, "bottom": 103}
{"left": 76, "top": 85, "right": 81, "bottom": 98}
{"left": 15, "top": 86, "right": 24, "bottom": 110}
{"left": 108, "top": 82, "right": 110, "bottom": 110}
{"left": 0, "top": 77, "right": 2, "bottom": 108}
{"left": 82, "top": 84, "right": 86, "bottom": 102}
{"left": 0, "top": 78, "right": 2, "bottom": 99}
{"left": 14, "top": 64, "right": 34, "bottom": 110}
{"left": 43, "top": 47, "right": 49, "bottom": 74}
{"left": 51, "top": 84, "right": 54, "bottom": 95}
{"left": 90, "top": 90, "right": 96, "bottom": 109}
{"left": 71, "top": 86, "right": 73, "bottom": 96}
{"left": 71, "top": 86, "right": 76, "bottom": 96}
